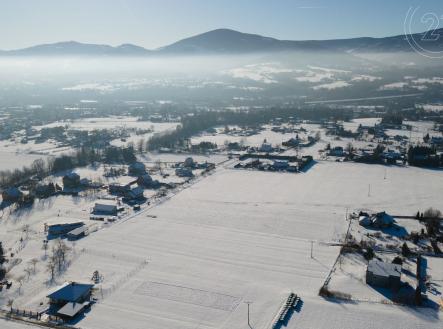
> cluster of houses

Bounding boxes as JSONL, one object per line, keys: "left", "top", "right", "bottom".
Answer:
{"left": 174, "top": 157, "right": 215, "bottom": 178}
{"left": 235, "top": 154, "right": 313, "bottom": 173}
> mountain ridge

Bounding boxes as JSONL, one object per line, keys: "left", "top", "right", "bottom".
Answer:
{"left": 2, "top": 28, "right": 443, "bottom": 56}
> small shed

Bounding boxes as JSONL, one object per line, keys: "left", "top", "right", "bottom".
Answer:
{"left": 366, "top": 260, "right": 401, "bottom": 290}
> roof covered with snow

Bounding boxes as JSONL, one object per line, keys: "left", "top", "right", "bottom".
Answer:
{"left": 367, "top": 260, "right": 401, "bottom": 278}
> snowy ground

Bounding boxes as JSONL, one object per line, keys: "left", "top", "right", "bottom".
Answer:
{"left": 1, "top": 162, "right": 442, "bottom": 329}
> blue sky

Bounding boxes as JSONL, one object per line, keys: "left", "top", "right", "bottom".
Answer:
{"left": 1, "top": 0, "right": 443, "bottom": 49}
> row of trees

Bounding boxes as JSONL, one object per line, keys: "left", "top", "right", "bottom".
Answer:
{"left": 407, "top": 145, "right": 442, "bottom": 167}
{"left": 0, "top": 145, "right": 137, "bottom": 189}
{"left": 147, "top": 107, "right": 353, "bottom": 151}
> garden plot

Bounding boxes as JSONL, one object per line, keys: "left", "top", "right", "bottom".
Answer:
{"left": 135, "top": 281, "right": 242, "bottom": 311}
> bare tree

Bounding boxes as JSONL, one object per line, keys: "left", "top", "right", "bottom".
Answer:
{"left": 31, "top": 159, "right": 46, "bottom": 176}
{"left": 46, "top": 257, "right": 56, "bottom": 282}
{"left": 16, "top": 275, "right": 25, "bottom": 294}
{"left": 24, "top": 266, "right": 32, "bottom": 280}
{"left": 30, "top": 258, "right": 38, "bottom": 273}
{"left": 155, "top": 160, "right": 163, "bottom": 175}
{"left": 346, "top": 142, "right": 354, "bottom": 155}
{"left": 137, "top": 138, "right": 145, "bottom": 153}
{"left": 7, "top": 299, "right": 14, "bottom": 312}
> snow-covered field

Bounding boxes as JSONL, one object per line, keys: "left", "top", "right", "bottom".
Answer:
{"left": 1, "top": 161, "right": 442, "bottom": 329}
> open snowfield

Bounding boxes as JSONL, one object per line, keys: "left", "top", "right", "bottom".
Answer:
{"left": 1, "top": 161, "right": 442, "bottom": 329}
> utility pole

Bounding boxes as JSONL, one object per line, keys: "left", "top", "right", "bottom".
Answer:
{"left": 244, "top": 301, "right": 252, "bottom": 327}
{"left": 310, "top": 241, "right": 314, "bottom": 259}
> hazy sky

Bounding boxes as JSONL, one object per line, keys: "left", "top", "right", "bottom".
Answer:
{"left": 1, "top": 0, "right": 443, "bottom": 50}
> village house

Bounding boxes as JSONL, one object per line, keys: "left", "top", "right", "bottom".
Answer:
{"left": 329, "top": 146, "right": 344, "bottom": 157}
{"left": 1, "top": 187, "right": 23, "bottom": 202}
{"left": 273, "top": 160, "right": 289, "bottom": 170}
{"left": 175, "top": 167, "right": 193, "bottom": 177}
{"left": 63, "top": 172, "right": 81, "bottom": 188}
{"left": 128, "top": 162, "right": 146, "bottom": 176}
{"left": 366, "top": 259, "right": 401, "bottom": 290}
{"left": 47, "top": 282, "right": 94, "bottom": 319}
{"left": 183, "top": 157, "right": 196, "bottom": 168}
{"left": 259, "top": 143, "right": 274, "bottom": 153}
{"left": 109, "top": 183, "right": 131, "bottom": 196}
{"left": 124, "top": 186, "right": 145, "bottom": 200}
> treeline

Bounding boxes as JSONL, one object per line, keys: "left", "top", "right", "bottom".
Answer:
{"left": 0, "top": 146, "right": 136, "bottom": 188}
{"left": 408, "top": 145, "right": 442, "bottom": 167}
{"left": 147, "top": 107, "right": 352, "bottom": 150}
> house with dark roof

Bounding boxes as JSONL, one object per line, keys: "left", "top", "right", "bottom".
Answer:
{"left": 47, "top": 282, "right": 94, "bottom": 305}
{"left": 63, "top": 172, "right": 81, "bottom": 188}
{"left": 47, "top": 282, "right": 94, "bottom": 319}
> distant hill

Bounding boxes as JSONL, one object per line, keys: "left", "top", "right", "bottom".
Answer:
{"left": 2, "top": 28, "right": 443, "bottom": 56}
{"left": 156, "top": 29, "right": 326, "bottom": 54}
{"left": 2, "top": 41, "right": 151, "bottom": 56}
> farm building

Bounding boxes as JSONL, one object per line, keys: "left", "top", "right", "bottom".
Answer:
{"left": 2, "top": 187, "right": 23, "bottom": 202}
{"left": 93, "top": 202, "right": 118, "bottom": 215}
{"left": 67, "top": 226, "right": 88, "bottom": 240}
{"left": 63, "top": 173, "right": 81, "bottom": 188}
{"left": 366, "top": 260, "right": 401, "bottom": 290}
{"left": 47, "top": 282, "right": 94, "bottom": 319}
{"left": 47, "top": 222, "right": 85, "bottom": 237}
